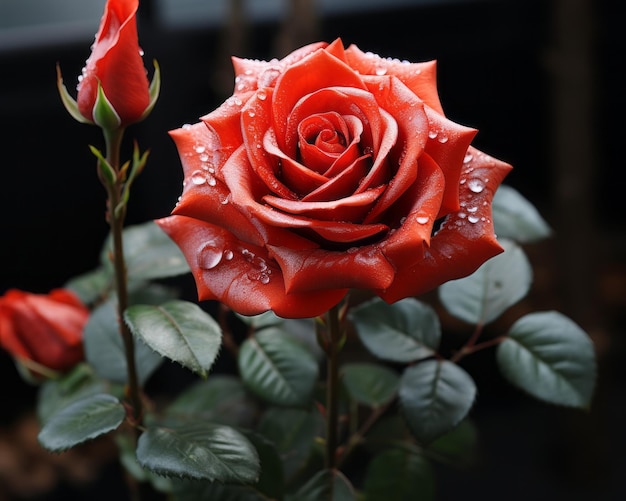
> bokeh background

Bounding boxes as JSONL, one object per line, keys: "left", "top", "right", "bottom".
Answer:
{"left": 1, "top": 0, "right": 624, "bottom": 499}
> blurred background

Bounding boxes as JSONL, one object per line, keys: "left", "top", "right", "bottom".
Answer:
{"left": 0, "top": 0, "right": 624, "bottom": 499}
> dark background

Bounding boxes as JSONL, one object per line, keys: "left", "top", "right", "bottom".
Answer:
{"left": 1, "top": 0, "right": 624, "bottom": 499}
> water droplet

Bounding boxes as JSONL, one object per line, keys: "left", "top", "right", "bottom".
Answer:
{"left": 437, "top": 134, "right": 449, "bottom": 143}
{"left": 198, "top": 243, "right": 222, "bottom": 270}
{"left": 257, "top": 90, "right": 267, "bottom": 101}
{"left": 428, "top": 130, "right": 438, "bottom": 140}
{"left": 207, "top": 176, "right": 217, "bottom": 187}
{"left": 195, "top": 145, "right": 206, "bottom": 154}
{"left": 199, "top": 153, "right": 209, "bottom": 162}
{"left": 248, "top": 110, "right": 256, "bottom": 118}
{"left": 463, "top": 153, "right": 473, "bottom": 164}
{"left": 467, "top": 206, "right": 478, "bottom": 213}
{"left": 223, "top": 249, "right": 233, "bottom": 260}
{"left": 258, "top": 273, "right": 270, "bottom": 284}
{"left": 258, "top": 66, "right": 281, "bottom": 87}
{"left": 468, "top": 215, "right": 480, "bottom": 224}
{"left": 416, "top": 216, "right": 429, "bottom": 225}
{"left": 467, "top": 178, "right": 485, "bottom": 193}
{"left": 375, "top": 66, "right": 387, "bottom": 76}
{"left": 191, "top": 171, "right": 206, "bottom": 185}
{"left": 234, "top": 98, "right": 242, "bottom": 106}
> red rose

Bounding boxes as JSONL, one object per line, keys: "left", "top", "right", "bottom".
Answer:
{"left": 0, "top": 289, "right": 88, "bottom": 375}
{"left": 157, "top": 39, "right": 511, "bottom": 318}
{"left": 75, "top": 0, "right": 150, "bottom": 128}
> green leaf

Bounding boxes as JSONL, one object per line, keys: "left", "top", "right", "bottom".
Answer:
{"left": 288, "top": 469, "right": 355, "bottom": 501}
{"left": 136, "top": 422, "right": 260, "bottom": 483}
{"left": 165, "top": 375, "right": 258, "bottom": 428}
{"left": 438, "top": 239, "right": 532, "bottom": 325}
{"left": 350, "top": 297, "right": 441, "bottom": 363}
{"left": 38, "top": 393, "right": 125, "bottom": 452}
{"left": 101, "top": 221, "right": 190, "bottom": 282}
{"left": 84, "top": 299, "right": 163, "bottom": 385}
{"left": 399, "top": 360, "right": 476, "bottom": 444}
{"left": 64, "top": 267, "right": 111, "bottom": 306}
{"left": 37, "top": 364, "right": 110, "bottom": 424}
{"left": 363, "top": 448, "right": 434, "bottom": 501}
{"left": 242, "top": 432, "right": 285, "bottom": 501}
{"left": 426, "top": 419, "right": 478, "bottom": 468}
{"left": 238, "top": 327, "right": 318, "bottom": 407}
{"left": 492, "top": 184, "right": 552, "bottom": 243}
{"left": 124, "top": 300, "right": 222, "bottom": 378}
{"left": 341, "top": 362, "right": 399, "bottom": 408}
{"left": 496, "top": 311, "right": 597, "bottom": 408}
{"left": 258, "top": 406, "right": 324, "bottom": 480}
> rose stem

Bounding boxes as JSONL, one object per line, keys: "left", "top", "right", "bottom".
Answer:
{"left": 325, "top": 302, "right": 342, "bottom": 470}
{"left": 103, "top": 127, "right": 143, "bottom": 429}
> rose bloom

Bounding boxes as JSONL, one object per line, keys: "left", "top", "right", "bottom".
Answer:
{"left": 75, "top": 0, "right": 150, "bottom": 127}
{"left": 157, "top": 39, "right": 512, "bottom": 318}
{"left": 0, "top": 289, "right": 88, "bottom": 375}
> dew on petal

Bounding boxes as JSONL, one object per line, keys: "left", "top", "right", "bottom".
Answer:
{"left": 416, "top": 215, "right": 429, "bottom": 225}
{"left": 198, "top": 243, "right": 223, "bottom": 270}
{"left": 467, "top": 178, "right": 485, "bottom": 193}
{"left": 375, "top": 66, "right": 387, "bottom": 76}
{"left": 191, "top": 171, "right": 206, "bottom": 185}
{"left": 223, "top": 249, "right": 234, "bottom": 260}
{"left": 468, "top": 215, "right": 480, "bottom": 223}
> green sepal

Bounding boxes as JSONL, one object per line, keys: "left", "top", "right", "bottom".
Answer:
{"left": 56, "top": 64, "right": 93, "bottom": 124}
{"left": 93, "top": 81, "right": 122, "bottom": 130}
{"left": 89, "top": 145, "right": 117, "bottom": 188}
{"left": 117, "top": 142, "right": 150, "bottom": 218}
{"left": 140, "top": 59, "right": 161, "bottom": 121}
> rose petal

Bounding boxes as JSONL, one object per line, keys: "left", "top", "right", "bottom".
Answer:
{"left": 200, "top": 90, "right": 256, "bottom": 174}
{"left": 344, "top": 43, "right": 444, "bottom": 115}
{"left": 378, "top": 146, "right": 512, "bottom": 302}
{"left": 361, "top": 76, "right": 429, "bottom": 223}
{"left": 423, "top": 107, "right": 477, "bottom": 217}
{"left": 231, "top": 41, "right": 328, "bottom": 94}
{"left": 240, "top": 88, "right": 297, "bottom": 199}
{"left": 156, "top": 215, "right": 347, "bottom": 318}
{"left": 268, "top": 244, "right": 395, "bottom": 293}
{"left": 302, "top": 154, "right": 370, "bottom": 202}
{"left": 169, "top": 122, "right": 266, "bottom": 247}
{"left": 273, "top": 49, "right": 369, "bottom": 152}
{"left": 285, "top": 87, "right": 381, "bottom": 159}
{"left": 263, "top": 185, "right": 385, "bottom": 222}
{"left": 378, "top": 152, "right": 445, "bottom": 266}
{"left": 263, "top": 129, "right": 328, "bottom": 195}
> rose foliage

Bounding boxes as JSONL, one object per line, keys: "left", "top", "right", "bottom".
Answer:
{"left": 157, "top": 39, "right": 512, "bottom": 318}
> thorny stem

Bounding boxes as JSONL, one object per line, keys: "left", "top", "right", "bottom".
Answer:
{"left": 103, "top": 128, "right": 143, "bottom": 429}
{"left": 323, "top": 302, "right": 342, "bottom": 470}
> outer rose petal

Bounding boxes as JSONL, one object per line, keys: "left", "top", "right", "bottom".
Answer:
{"left": 169, "top": 122, "right": 265, "bottom": 247}
{"left": 344, "top": 43, "right": 444, "bottom": 114}
{"left": 156, "top": 216, "right": 347, "bottom": 318}
{"left": 378, "top": 147, "right": 512, "bottom": 302}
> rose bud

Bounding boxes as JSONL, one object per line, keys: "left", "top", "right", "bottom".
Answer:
{"left": 57, "top": 0, "right": 159, "bottom": 130}
{"left": 157, "top": 39, "right": 512, "bottom": 318}
{"left": 0, "top": 289, "right": 88, "bottom": 378}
